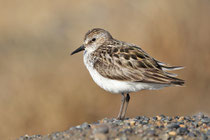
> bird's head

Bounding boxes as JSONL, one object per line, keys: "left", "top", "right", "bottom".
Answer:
{"left": 71, "top": 28, "right": 112, "bottom": 55}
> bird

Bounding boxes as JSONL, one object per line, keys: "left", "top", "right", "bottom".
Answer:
{"left": 71, "top": 28, "right": 184, "bottom": 120}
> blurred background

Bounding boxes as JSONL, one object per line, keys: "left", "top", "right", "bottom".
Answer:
{"left": 0, "top": 0, "right": 210, "bottom": 139}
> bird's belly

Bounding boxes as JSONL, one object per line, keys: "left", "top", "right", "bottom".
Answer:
{"left": 87, "top": 69, "right": 138, "bottom": 94}
{"left": 84, "top": 61, "right": 166, "bottom": 94}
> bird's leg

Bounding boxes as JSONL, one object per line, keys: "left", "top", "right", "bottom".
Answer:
{"left": 117, "top": 93, "right": 125, "bottom": 120}
{"left": 121, "top": 93, "right": 130, "bottom": 120}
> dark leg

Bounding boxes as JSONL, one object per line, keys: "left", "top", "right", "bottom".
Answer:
{"left": 121, "top": 93, "right": 130, "bottom": 119}
{"left": 117, "top": 93, "right": 125, "bottom": 120}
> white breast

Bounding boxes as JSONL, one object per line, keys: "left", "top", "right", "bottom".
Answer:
{"left": 83, "top": 51, "right": 168, "bottom": 94}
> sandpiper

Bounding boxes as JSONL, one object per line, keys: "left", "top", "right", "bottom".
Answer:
{"left": 71, "top": 28, "right": 184, "bottom": 120}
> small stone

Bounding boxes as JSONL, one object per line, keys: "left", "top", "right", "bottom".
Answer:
{"left": 93, "top": 124, "right": 109, "bottom": 134}
{"left": 31, "top": 135, "right": 42, "bottom": 138}
{"left": 163, "top": 117, "right": 170, "bottom": 123}
{"left": 168, "top": 117, "right": 173, "bottom": 121}
{"left": 19, "top": 135, "right": 30, "bottom": 140}
{"left": 167, "top": 123, "right": 180, "bottom": 129}
{"left": 125, "top": 120, "right": 131, "bottom": 125}
{"left": 195, "top": 112, "right": 205, "bottom": 119}
{"left": 192, "top": 121, "right": 199, "bottom": 127}
{"left": 152, "top": 117, "right": 157, "bottom": 121}
{"left": 94, "top": 133, "right": 108, "bottom": 140}
{"left": 130, "top": 120, "right": 135, "bottom": 126}
{"left": 163, "top": 123, "right": 167, "bottom": 127}
{"left": 202, "top": 123, "right": 207, "bottom": 128}
{"left": 135, "top": 116, "right": 141, "bottom": 119}
{"left": 147, "top": 129, "right": 156, "bottom": 136}
{"left": 177, "top": 127, "right": 189, "bottom": 135}
{"left": 188, "top": 132, "right": 196, "bottom": 137}
{"left": 201, "top": 117, "right": 210, "bottom": 124}
{"left": 141, "top": 120, "right": 149, "bottom": 125}
{"left": 69, "top": 126, "right": 76, "bottom": 131}
{"left": 143, "top": 117, "right": 150, "bottom": 121}
{"left": 119, "top": 136, "right": 128, "bottom": 140}
{"left": 75, "top": 125, "right": 82, "bottom": 129}
{"left": 179, "top": 124, "right": 185, "bottom": 128}
{"left": 184, "top": 116, "right": 191, "bottom": 121}
{"left": 101, "top": 118, "right": 110, "bottom": 123}
{"left": 81, "top": 122, "right": 90, "bottom": 129}
{"left": 195, "top": 130, "right": 201, "bottom": 136}
{"left": 178, "top": 116, "right": 184, "bottom": 122}
{"left": 175, "top": 116, "right": 180, "bottom": 119}
{"left": 156, "top": 116, "right": 161, "bottom": 121}
{"left": 197, "top": 121, "right": 202, "bottom": 125}
{"left": 168, "top": 131, "right": 177, "bottom": 136}
{"left": 122, "top": 128, "right": 133, "bottom": 134}
{"left": 160, "top": 114, "right": 166, "bottom": 118}
{"left": 156, "top": 121, "right": 162, "bottom": 127}
{"left": 160, "top": 115, "right": 166, "bottom": 121}
{"left": 175, "top": 135, "right": 185, "bottom": 140}
{"left": 160, "top": 133, "right": 169, "bottom": 140}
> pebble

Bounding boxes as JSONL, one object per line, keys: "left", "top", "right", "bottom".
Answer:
{"left": 194, "top": 112, "right": 204, "bottom": 119}
{"left": 130, "top": 120, "right": 136, "bottom": 126}
{"left": 94, "top": 133, "right": 108, "bottom": 140}
{"left": 152, "top": 116, "right": 157, "bottom": 121}
{"left": 167, "top": 123, "right": 180, "bottom": 129}
{"left": 92, "top": 124, "right": 109, "bottom": 134}
{"left": 80, "top": 122, "right": 90, "bottom": 129}
{"left": 201, "top": 117, "right": 210, "bottom": 124}
{"left": 174, "top": 116, "right": 179, "bottom": 119}
{"left": 188, "top": 132, "right": 196, "bottom": 137}
{"left": 147, "top": 129, "right": 156, "bottom": 136}
{"left": 135, "top": 116, "right": 141, "bottom": 120}
{"left": 160, "top": 114, "right": 166, "bottom": 118}
{"left": 156, "top": 116, "right": 161, "bottom": 121}
{"left": 160, "top": 133, "right": 169, "bottom": 140}
{"left": 168, "top": 131, "right": 177, "bottom": 136}
{"left": 178, "top": 116, "right": 184, "bottom": 122}
{"left": 175, "top": 135, "right": 185, "bottom": 140}
{"left": 177, "top": 127, "right": 189, "bottom": 135}
{"left": 141, "top": 120, "right": 149, "bottom": 125}
{"left": 179, "top": 124, "right": 185, "bottom": 128}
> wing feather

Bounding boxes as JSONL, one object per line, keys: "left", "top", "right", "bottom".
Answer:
{"left": 93, "top": 42, "right": 184, "bottom": 85}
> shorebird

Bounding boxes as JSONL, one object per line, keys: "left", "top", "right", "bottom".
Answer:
{"left": 71, "top": 28, "right": 184, "bottom": 120}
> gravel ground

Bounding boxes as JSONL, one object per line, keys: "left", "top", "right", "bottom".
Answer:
{"left": 18, "top": 113, "right": 209, "bottom": 140}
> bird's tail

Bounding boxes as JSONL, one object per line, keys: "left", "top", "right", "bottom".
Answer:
{"left": 156, "top": 60, "right": 185, "bottom": 86}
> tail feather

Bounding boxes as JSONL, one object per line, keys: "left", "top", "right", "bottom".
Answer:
{"left": 154, "top": 59, "right": 185, "bottom": 86}
{"left": 156, "top": 60, "right": 184, "bottom": 71}
{"left": 171, "top": 79, "right": 185, "bottom": 86}
{"left": 161, "top": 65, "right": 184, "bottom": 71}
{"left": 164, "top": 71, "right": 177, "bottom": 77}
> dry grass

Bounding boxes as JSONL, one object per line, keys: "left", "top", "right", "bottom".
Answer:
{"left": 0, "top": 0, "right": 210, "bottom": 139}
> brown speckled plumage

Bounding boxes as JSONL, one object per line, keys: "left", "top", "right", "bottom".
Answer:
{"left": 87, "top": 35, "right": 184, "bottom": 85}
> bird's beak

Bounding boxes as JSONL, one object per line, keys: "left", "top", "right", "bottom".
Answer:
{"left": 71, "top": 45, "right": 85, "bottom": 55}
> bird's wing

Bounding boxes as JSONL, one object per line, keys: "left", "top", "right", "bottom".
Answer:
{"left": 93, "top": 43, "right": 184, "bottom": 85}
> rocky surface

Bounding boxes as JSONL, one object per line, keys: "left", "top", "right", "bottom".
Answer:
{"left": 18, "top": 113, "right": 209, "bottom": 140}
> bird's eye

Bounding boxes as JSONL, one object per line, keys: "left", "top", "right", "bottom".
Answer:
{"left": 91, "top": 38, "right": 96, "bottom": 42}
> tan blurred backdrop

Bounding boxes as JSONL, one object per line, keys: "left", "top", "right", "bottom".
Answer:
{"left": 0, "top": 0, "right": 210, "bottom": 139}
